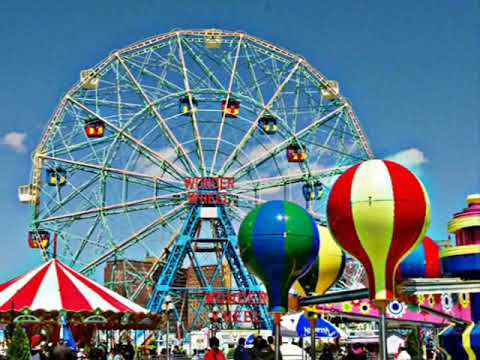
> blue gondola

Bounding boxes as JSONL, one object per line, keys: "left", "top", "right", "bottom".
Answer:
{"left": 46, "top": 168, "right": 67, "bottom": 187}
{"left": 258, "top": 116, "right": 278, "bottom": 135}
{"left": 302, "top": 181, "right": 324, "bottom": 201}
{"left": 179, "top": 96, "right": 198, "bottom": 116}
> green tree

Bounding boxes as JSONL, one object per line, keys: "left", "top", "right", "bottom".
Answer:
{"left": 6, "top": 324, "right": 31, "bottom": 360}
{"left": 405, "top": 328, "right": 421, "bottom": 359}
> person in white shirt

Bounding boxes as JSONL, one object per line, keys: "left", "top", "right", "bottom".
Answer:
{"left": 397, "top": 347, "right": 412, "bottom": 360}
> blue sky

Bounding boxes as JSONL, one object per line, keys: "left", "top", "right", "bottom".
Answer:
{"left": 0, "top": 0, "right": 478, "bottom": 281}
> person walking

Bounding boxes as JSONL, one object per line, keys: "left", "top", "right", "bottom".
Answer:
{"left": 234, "top": 338, "right": 249, "bottom": 360}
{"left": 204, "top": 337, "right": 226, "bottom": 360}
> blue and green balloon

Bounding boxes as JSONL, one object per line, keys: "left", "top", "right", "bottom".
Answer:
{"left": 238, "top": 200, "right": 320, "bottom": 313}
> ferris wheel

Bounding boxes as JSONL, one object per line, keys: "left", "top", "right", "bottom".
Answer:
{"left": 19, "top": 29, "right": 372, "bottom": 327}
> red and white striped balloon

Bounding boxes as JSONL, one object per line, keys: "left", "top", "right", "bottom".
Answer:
{"left": 327, "top": 159, "right": 430, "bottom": 306}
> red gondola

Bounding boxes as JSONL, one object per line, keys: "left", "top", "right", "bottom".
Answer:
{"left": 221, "top": 99, "right": 240, "bottom": 118}
{"left": 28, "top": 230, "right": 50, "bottom": 249}
{"left": 84, "top": 119, "right": 105, "bottom": 138}
{"left": 287, "top": 143, "right": 307, "bottom": 163}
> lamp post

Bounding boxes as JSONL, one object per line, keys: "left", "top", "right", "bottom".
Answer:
{"left": 161, "top": 295, "right": 175, "bottom": 360}
{"left": 305, "top": 311, "right": 318, "bottom": 360}
{"left": 208, "top": 306, "right": 223, "bottom": 337}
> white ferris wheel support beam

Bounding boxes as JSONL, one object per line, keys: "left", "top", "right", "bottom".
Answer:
{"left": 115, "top": 53, "right": 200, "bottom": 177}
{"left": 40, "top": 155, "right": 183, "bottom": 187}
{"left": 80, "top": 202, "right": 187, "bottom": 273}
{"left": 176, "top": 33, "right": 207, "bottom": 176}
{"left": 217, "top": 58, "right": 304, "bottom": 176}
{"left": 210, "top": 34, "right": 244, "bottom": 176}
{"left": 40, "top": 191, "right": 188, "bottom": 223}
{"left": 234, "top": 165, "right": 349, "bottom": 193}
{"left": 233, "top": 193, "right": 266, "bottom": 205}
{"left": 229, "top": 105, "right": 347, "bottom": 179}
{"left": 66, "top": 96, "right": 190, "bottom": 180}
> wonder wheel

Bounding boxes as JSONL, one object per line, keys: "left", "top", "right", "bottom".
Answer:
{"left": 19, "top": 29, "right": 372, "bottom": 330}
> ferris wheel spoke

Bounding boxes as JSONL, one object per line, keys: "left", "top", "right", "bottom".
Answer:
{"left": 210, "top": 35, "right": 244, "bottom": 175}
{"left": 40, "top": 191, "right": 187, "bottom": 223}
{"left": 77, "top": 97, "right": 144, "bottom": 111}
{"left": 41, "top": 155, "right": 182, "bottom": 189}
{"left": 130, "top": 229, "right": 180, "bottom": 301}
{"left": 121, "top": 58, "right": 184, "bottom": 93}
{"left": 39, "top": 172, "right": 102, "bottom": 219}
{"left": 39, "top": 171, "right": 102, "bottom": 219}
{"left": 181, "top": 40, "right": 226, "bottom": 90}
{"left": 243, "top": 42, "right": 265, "bottom": 104}
{"left": 227, "top": 205, "right": 251, "bottom": 222}
{"left": 232, "top": 193, "right": 265, "bottom": 208}
{"left": 230, "top": 104, "right": 347, "bottom": 180}
{"left": 302, "top": 62, "right": 374, "bottom": 158}
{"left": 67, "top": 96, "right": 188, "bottom": 180}
{"left": 115, "top": 54, "right": 200, "bottom": 176}
{"left": 176, "top": 34, "right": 207, "bottom": 176}
{"left": 234, "top": 165, "right": 347, "bottom": 194}
{"left": 71, "top": 216, "right": 101, "bottom": 266}
{"left": 80, "top": 203, "right": 187, "bottom": 273}
{"left": 218, "top": 58, "right": 303, "bottom": 176}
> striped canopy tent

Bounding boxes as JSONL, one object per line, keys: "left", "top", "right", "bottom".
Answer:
{"left": 0, "top": 259, "right": 160, "bottom": 329}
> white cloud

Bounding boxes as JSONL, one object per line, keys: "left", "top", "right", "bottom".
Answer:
{"left": 1, "top": 132, "right": 27, "bottom": 153}
{"left": 386, "top": 148, "right": 428, "bottom": 168}
{"left": 134, "top": 147, "right": 179, "bottom": 178}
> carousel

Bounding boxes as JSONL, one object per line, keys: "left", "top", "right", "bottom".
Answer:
{"left": 0, "top": 258, "right": 162, "bottom": 350}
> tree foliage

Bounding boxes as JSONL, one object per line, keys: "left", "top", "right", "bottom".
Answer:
{"left": 6, "top": 324, "right": 31, "bottom": 360}
{"left": 406, "top": 327, "right": 421, "bottom": 359}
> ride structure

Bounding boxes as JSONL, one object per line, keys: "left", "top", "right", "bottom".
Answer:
{"left": 19, "top": 29, "right": 372, "bottom": 330}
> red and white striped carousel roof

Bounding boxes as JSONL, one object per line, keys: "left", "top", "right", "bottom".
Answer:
{"left": 0, "top": 259, "right": 147, "bottom": 314}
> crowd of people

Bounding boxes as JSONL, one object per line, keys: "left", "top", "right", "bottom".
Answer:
{"left": 16, "top": 333, "right": 447, "bottom": 360}
{"left": 27, "top": 338, "right": 137, "bottom": 360}
{"left": 231, "top": 335, "right": 279, "bottom": 360}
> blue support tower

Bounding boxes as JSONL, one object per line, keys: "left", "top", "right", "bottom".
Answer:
{"left": 148, "top": 204, "right": 273, "bottom": 331}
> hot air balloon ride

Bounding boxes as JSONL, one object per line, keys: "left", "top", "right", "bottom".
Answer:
{"left": 238, "top": 200, "right": 319, "bottom": 360}
{"left": 294, "top": 225, "right": 345, "bottom": 296}
{"left": 327, "top": 159, "right": 430, "bottom": 360}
